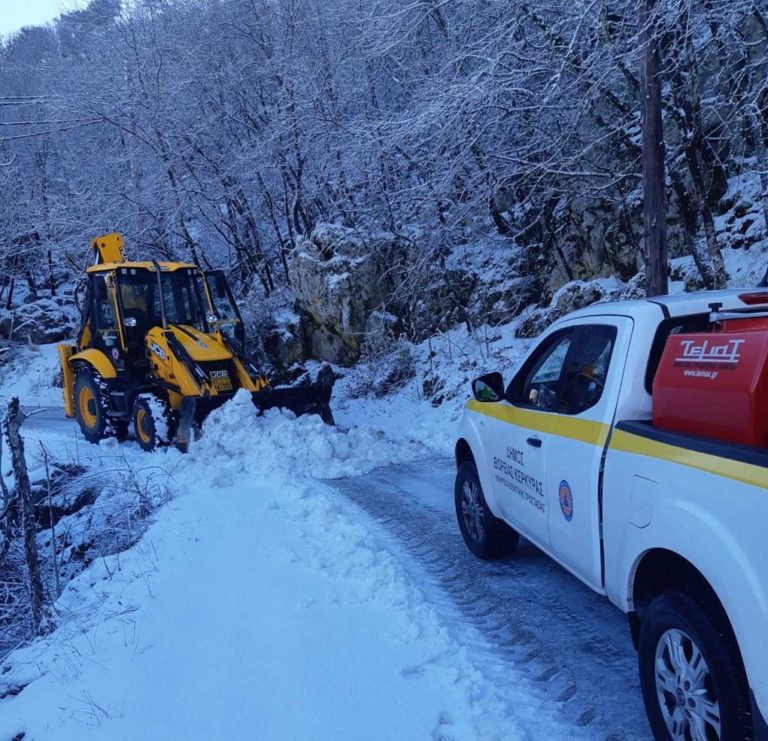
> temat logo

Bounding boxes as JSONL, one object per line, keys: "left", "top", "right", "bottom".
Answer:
{"left": 675, "top": 338, "right": 745, "bottom": 365}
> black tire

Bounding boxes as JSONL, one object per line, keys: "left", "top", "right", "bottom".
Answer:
{"left": 639, "top": 592, "right": 752, "bottom": 741}
{"left": 73, "top": 369, "right": 109, "bottom": 444}
{"left": 132, "top": 396, "right": 173, "bottom": 452}
{"left": 454, "top": 461, "right": 519, "bottom": 560}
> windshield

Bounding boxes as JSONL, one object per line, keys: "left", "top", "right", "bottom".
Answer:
{"left": 116, "top": 267, "right": 211, "bottom": 333}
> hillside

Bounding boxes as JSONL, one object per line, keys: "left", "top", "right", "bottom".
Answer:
{"left": 1, "top": 0, "right": 768, "bottom": 738}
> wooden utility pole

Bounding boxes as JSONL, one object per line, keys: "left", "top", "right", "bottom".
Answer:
{"left": 640, "top": 0, "right": 668, "bottom": 297}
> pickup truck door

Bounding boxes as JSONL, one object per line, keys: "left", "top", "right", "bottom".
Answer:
{"left": 504, "top": 316, "right": 632, "bottom": 589}
{"left": 485, "top": 341, "right": 566, "bottom": 548}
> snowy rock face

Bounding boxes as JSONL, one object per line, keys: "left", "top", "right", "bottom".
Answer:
{"left": 540, "top": 194, "right": 691, "bottom": 294}
{"left": 262, "top": 313, "right": 306, "bottom": 372}
{"left": 288, "top": 225, "right": 412, "bottom": 365}
{"left": 0, "top": 297, "right": 77, "bottom": 345}
{"left": 516, "top": 275, "right": 645, "bottom": 338}
{"left": 288, "top": 224, "right": 486, "bottom": 364}
{"left": 545, "top": 195, "right": 640, "bottom": 290}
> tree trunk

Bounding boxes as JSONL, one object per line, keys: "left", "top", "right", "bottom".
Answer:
{"left": 4, "top": 277, "right": 14, "bottom": 310}
{"left": 640, "top": 0, "right": 668, "bottom": 297}
{"left": 671, "top": 174, "right": 717, "bottom": 289}
{"left": 47, "top": 249, "right": 56, "bottom": 296}
{"left": 0, "top": 429, "right": 13, "bottom": 562}
{"left": 4, "top": 398, "right": 53, "bottom": 636}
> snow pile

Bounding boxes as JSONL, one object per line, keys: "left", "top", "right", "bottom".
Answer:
{"left": 193, "top": 390, "right": 430, "bottom": 482}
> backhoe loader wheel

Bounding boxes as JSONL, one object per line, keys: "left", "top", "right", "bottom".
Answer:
{"left": 73, "top": 369, "right": 110, "bottom": 444}
{"left": 132, "top": 396, "right": 172, "bottom": 452}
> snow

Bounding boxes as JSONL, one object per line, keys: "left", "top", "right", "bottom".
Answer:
{"left": 335, "top": 318, "right": 533, "bottom": 456}
{"left": 142, "top": 393, "right": 171, "bottom": 444}
{"left": 198, "top": 392, "right": 429, "bottom": 479}
{"left": 723, "top": 244, "right": 768, "bottom": 287}
{"left": 2, "top": 225, "right": 766, "bottom": 738}
{"left": 0, "top": 383, "right": 581, "bottom": 740}
{"left": 0, "top": 342, "right": 63, "bottom": 409}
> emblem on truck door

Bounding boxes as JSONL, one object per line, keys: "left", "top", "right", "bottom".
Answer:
{"left": 559, "top": 480, "right": 574, "bottom": 522}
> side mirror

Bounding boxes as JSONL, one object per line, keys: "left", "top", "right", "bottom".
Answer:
{"left": 207, "top": 314, "right": 218, "bottom": 325}
{"left": 472, "top": 372, "right": 505, "bottom": 403}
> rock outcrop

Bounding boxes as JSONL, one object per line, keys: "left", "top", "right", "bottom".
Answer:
{"left": 287, "top": 225, "right": 414, "bottom": 365}
{"left": 516, "top": 274, "right": 646, "bottom": 338}
{"left": 0, "top": 296, "right": 78, "bottom": 345}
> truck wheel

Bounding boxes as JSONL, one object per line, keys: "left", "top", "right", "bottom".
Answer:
{"left": 455, "top": 461, "right": 519, "bottom": 560}
{"left": 73, "top": 369, "right": 109, "bottom": 444}
{"left": 639, "top": 592, "right": 752, "bottom": 741}
{"left": 132, "top": 396, "right": 173, "bottom": 452}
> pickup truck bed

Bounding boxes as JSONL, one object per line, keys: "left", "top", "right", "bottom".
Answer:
{"left": 613, "top": 419, "right": 768, "bottom": 484}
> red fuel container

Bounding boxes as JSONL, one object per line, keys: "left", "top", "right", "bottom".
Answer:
{"left": 653, "top": 322, "right": 768, "bottom": 448}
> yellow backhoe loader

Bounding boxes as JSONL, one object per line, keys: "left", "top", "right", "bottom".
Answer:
{"left": 58, "top": 233, "right": 333, "bottom": 452}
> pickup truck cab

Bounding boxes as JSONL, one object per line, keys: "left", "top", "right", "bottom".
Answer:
{"left": 455, "top": 289, "right": 768, "bottom": 741}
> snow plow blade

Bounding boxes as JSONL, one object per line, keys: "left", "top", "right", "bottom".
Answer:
{"left": 252, "top": 384, "right": 334, "bottom": 425}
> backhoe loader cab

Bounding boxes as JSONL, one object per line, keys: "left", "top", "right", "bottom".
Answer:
{"left": 59, "top": 233, "right": 333, "bottom": 452}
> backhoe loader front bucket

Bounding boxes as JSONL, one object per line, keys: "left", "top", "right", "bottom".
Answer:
{"left": 252, "top": 383, "right": 334, "bottom": 425}
{"left": 174, "top": 378, "right": 334, "bottom": 453}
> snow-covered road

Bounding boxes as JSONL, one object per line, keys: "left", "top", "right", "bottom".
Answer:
{"left": 329, "top": 460, "right": 650, "bottom": 741}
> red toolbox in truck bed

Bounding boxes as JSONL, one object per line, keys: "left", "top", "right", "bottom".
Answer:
{"left": 653, "top": 319, "right": 768, "bottom": 448}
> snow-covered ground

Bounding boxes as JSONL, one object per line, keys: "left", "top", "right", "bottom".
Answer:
{"left": 0, "top": 340, "right": 602, "bottom": 740}
{"left": 3, "top": 241, "right": 768, "bottom": 739}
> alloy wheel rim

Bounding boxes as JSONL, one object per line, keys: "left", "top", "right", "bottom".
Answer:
{"left": 654, "top": 627, "right": 722, "bottom": 741}
{"left": 78, "top": 386, "right": 97, "bottom": 428}
{"left": 136, "top": 408, "right": 152, "bottom": 443}
{"left": 461, "top": 479, "right": 485, "bottom": 543}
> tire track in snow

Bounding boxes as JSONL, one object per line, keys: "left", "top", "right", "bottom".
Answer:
{"left": 329, "top": 457, "right": 651, "bottom": 741}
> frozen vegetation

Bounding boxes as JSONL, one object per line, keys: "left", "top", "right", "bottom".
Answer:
{"left": 0, "top": 0, "right": 767, "bottom": 737}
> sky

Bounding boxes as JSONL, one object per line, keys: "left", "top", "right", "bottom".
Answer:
{"left": 0, "top": 0, "right": 91, "bottom": 38}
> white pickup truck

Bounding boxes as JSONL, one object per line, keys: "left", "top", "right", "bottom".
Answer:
{"left": 454, "top": 289, "right": 768, "bottom": 741}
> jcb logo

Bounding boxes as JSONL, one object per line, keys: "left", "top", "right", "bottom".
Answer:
{"left": 149, "top": 341, "right": 167, "bottom": 361}
{"left": 210, "top": 370, "right": 228, "bottom": 379}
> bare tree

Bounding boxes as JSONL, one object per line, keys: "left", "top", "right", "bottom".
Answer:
{"left": 3, "top": 399, "right": 53, "bottom": 636}
{"left": 0, "top": 0, "right": 765, "bottom": 320}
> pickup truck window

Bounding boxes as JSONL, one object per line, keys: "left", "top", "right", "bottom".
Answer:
{"left": 509, "top": 325, "right": 617, "bottom": 415}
